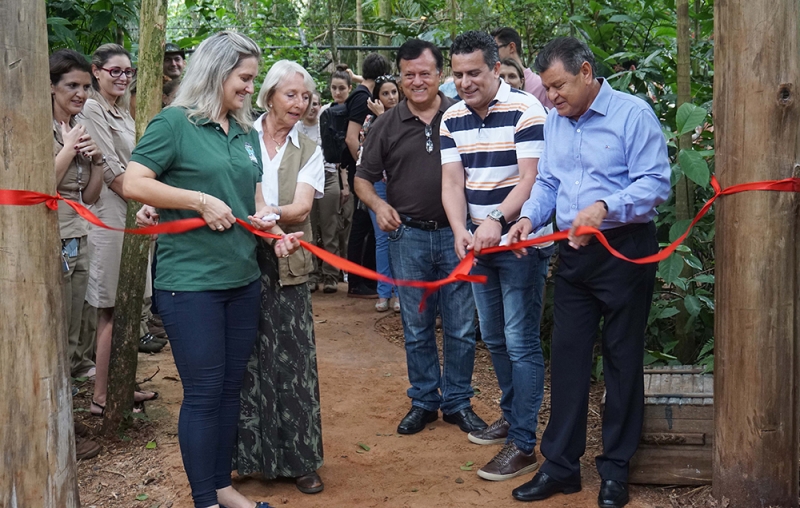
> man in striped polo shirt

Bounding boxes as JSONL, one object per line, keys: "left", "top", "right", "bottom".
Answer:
{"left": 441, "top": 30, "right": 554, "bottom": 483}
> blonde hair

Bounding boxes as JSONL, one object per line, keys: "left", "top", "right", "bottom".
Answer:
{"left": 90, "top": 43, "right": 132, "bottom": 111}
{"left": 169, "top": 31, "right": 261, "bottom": 131}
{"left": 256, "top": 60, "right": 316, "bottom": 116}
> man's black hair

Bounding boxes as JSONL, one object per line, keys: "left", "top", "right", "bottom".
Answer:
{"left": 395, "top": 39, "right": 443, "bottom": 72}
{"left": 450, "top": 31, "right": 499, "bottom": 69}
{"left": 490, "top": 27, "right": 523, "bottom": 56}
{"left": 534, "top": 37, "right": 596, "bottom": 77}
{"left": 362, "top": 53, "right": 391, "bottom": 81}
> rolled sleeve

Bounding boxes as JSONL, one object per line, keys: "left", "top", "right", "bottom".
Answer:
{"left": 297, "top": 145, "right": 325, "bottom": 198}
{"left": 602, "top": 109, "right": 671, "bottom": 223}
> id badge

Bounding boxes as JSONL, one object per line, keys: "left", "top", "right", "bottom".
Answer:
{"left": 64, "top": 238, "right": 79, "bottom": 258}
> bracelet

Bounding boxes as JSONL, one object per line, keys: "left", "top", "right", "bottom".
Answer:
{"left": 198, "top": 191, "right": 206, "bottom": 214}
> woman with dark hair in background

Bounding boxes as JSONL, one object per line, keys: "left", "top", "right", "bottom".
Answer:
{"left": 79, "top": 43, "right": 158, "bottom": 416}
{"left": 50, "top": 48, "right": 105, "bottom": 461}
{"left": 311, "top": 64, "right": 351, "bottom": 293}
{"left": 125, "top": 31, "right": 296, "bottom": 508}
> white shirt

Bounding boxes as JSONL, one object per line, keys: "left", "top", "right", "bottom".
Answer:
{"left": 254, "top": 113, "right": 325, "bottom": 206}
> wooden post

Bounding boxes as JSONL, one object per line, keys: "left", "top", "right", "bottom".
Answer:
{"left": 714, "top": 1, "right": 800, "bottom": 506}
{"left": 0, "top": 0, "right": 80, "bottom": 506}
{"left": 101, "top": 0, "right": 168, "bottom": 435}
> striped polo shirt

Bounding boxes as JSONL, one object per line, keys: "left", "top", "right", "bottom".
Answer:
{"left": 440, "top": 79, "right": 553, "bottom": 245}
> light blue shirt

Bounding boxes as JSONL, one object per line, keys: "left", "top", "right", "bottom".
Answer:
{"left": 520, "top": 79, "right": 670, "bottom": 232}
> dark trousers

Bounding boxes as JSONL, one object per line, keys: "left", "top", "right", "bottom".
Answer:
{"left": 347, "top": 206, "right": 377, "bottom": 291}
{"left": 539, "top": 222, "right": 657, "bottom": 483}
{"left": 157, "top": 279, "right": 260, "bottom": 508}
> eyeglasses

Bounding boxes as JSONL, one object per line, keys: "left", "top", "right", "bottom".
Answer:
{"left": 496, "top": 43, "right": 510, "bottom": 50}
{"left": 424, "top": 124, "right": 433, "bottom": 154}
{"left": 100, "top": 67, "right": 137, "bottom": 79}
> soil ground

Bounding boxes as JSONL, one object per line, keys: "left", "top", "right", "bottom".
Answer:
{"left": 74, "top": 283, "right": 716, "bottom": 508}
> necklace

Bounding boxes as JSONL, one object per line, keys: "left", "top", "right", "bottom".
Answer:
{"left": 268, "top": 129, "right": 285, "bottom": 148}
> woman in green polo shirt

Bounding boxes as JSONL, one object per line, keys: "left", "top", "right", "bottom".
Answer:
{"left": 124, "top": 32, "right": 298, "bottom": 508}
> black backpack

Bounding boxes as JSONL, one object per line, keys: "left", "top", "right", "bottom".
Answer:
{"left": 319, "top": 103, "right": 349, "bottom": 164}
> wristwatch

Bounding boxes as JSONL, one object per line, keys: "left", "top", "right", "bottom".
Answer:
{"left": 488, "top": 209, "right": 507, "bottom": 228}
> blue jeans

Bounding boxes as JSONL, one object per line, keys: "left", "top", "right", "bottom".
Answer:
{"left": 471, "top": 247, "right": 553, "bottom": 453}
{"left": 157, "top": 280, "right": 260, "bottom": 508}
{"left": 368, "top": 181, "right": 396, "bottom": 299}
{"left": 388, "top": 225, "right": 477, "bottom": 414}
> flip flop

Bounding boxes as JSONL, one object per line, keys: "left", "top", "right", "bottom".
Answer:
{"left": 90, "top": 399, "right": 105, "bottom": 417}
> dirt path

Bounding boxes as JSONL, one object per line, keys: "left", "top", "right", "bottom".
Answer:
{"left": 76, "top": 285, "right": 701, "bottom": 507}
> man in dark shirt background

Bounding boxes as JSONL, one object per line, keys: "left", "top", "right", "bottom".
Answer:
{"left": 342, "top": 53, "right": 391, "bottom": 298}
{"left": 356, "top": 39, "right": 487, "bottom": 437}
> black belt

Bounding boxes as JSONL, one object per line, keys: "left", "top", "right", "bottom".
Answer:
{"left": 585, "top": 221, "right": 653, "bottom": 245}
{"left": 401, "top": 215, "right": 441, "bottom": 231}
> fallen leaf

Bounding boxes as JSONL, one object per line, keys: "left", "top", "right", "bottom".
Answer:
{"left": 460, "top": 466, "right": 473, "bottom": 471}
{"left": 455, "top": 477, "right": 464, "bottom": 484}
{"left": 357, "top": 442, "right": 371, "bottom": 451}
{"left": 136, "top": 493, "right": 149, "bottom": 501}
{"left": 465, "top": 461, "right": 474, "bottom": 467}
{"left": 146, "top": 441, "right": 157, "bottom": 449}
{"left": 411, "top": 488, "right": 418, "bottom": 492}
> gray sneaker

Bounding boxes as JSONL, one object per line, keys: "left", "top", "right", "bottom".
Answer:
{"left": 477, "top": 441, "right": 539, "bottom": 481}
{"left": 468, "top": 416, "right": 509, "bottom": 445}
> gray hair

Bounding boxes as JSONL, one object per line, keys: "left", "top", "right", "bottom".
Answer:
{"left": 169, "top": 31, "right": 261, "bottom": 131}
{"left": 533, "top": 37, "right": 596, "bottom": 77}
{"left": 256, "top": 60, "right": 316, "bottom": 116}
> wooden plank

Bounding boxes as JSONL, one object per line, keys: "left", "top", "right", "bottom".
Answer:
{"left": 630, "top": 445, "right": 711, "bottom": 486}
{"left": 642, "top": 418, "right": 714, "bottom": 439}
{"left": 643, "top": 404, "right": 713, "bottom": 420}
{"left": 641, "top": 432, "right": 706, "bottom": 446}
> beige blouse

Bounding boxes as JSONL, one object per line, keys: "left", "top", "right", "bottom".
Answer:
{"left": 53, "top": 119, "right": 92, "bottom": 239}
{"left": 78, "top": 93, "right": 135, "bottom": 308}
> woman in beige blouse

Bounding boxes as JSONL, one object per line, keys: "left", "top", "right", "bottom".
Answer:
{"left": 80, "top": 43, "right": 156, "bottom": 415}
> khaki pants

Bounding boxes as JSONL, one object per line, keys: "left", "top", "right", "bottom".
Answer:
{"left": 311, "top": 171, "right": 344, "bottom": 281}
{"left": 64, "top": 236, "right": 95, "bottom": 376}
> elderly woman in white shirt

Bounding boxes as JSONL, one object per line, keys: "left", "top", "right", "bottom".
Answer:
{"left": 232, "top": 60, "right": 327, "bottom": 495}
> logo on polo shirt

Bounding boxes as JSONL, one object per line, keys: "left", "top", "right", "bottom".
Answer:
{"left": 243, "top": 142, "right": 259, "bottom": 167}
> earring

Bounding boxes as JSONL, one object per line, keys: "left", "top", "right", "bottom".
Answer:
{"left": 268, "top": 103, "right": 272, "bottom": 108}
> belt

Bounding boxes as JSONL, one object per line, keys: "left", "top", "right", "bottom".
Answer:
{"left": 401, "top": 215, "right": 441, "bottom": 231}
{"left": 585, "top": 221, "right": 653, "bottom": 245}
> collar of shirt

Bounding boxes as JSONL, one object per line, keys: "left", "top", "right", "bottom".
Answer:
{"left": 195, "top": 115, "right": 245, "bottom": 138}
{"left": 397, "top": 91, "right": 451, "bottom": 122}
{"left": 585, "top": 78, "right": 613, "bottom": 118}
{"left": 92, "top": 92, "right": 128, "bottom": 120}
{"left": 462, "top": 79, "right": 510, "bottom": 118}
{"left": 253, "top": 113, "right": 301, "bottom": 148}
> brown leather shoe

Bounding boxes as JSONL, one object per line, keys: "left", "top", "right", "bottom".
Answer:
{"left": 74, "top": 421, "right": 91, "bottom": 439}
{"left": 477, "top": 442, "right": 539, "bottom": 481}
{"left": 468, "top": 416, "right": 509, "bottom": 445}
{"left": 75, "top": 435, "right": 101, "bottom": 460}
{"left": 296, "top": 471, "right": 324, "bottom": 494}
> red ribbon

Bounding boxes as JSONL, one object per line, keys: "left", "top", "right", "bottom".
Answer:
{"left": 3, "top": 175, "right": 799, "bottom": 310}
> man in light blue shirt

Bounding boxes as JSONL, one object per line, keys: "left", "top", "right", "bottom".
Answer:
{"left": 508, "top": 37, "right": 670, "bottom": 507}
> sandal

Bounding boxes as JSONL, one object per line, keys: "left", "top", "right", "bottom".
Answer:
{"left": 390, "top": 296, "right": 401, "bottom": 313}
{"left": 90, "top": 399, "right": 106, "bottom": 417}
{"left": 375, "top": 298, "right": 390, "bottom": 312}
{"left": 134, "top": 390, "right": 159, "bottom": 403}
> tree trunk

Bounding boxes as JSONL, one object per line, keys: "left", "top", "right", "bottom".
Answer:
{"left": 0, "top": 0, "right": 80, "bottom": 505}
{"left": 101, "top": 0, "right": 168, "bottom": 436}
{"left": 378, "top": 0, "right": 390, "bottom": 61}
{"left": 713, "top": 1, "right": 800, "bottom": 506}
{"left": 356, "top": 0, "right": 364, "bottom": 73}
{"left": 674, "top": 0, "right": 697, "bottom": 364}
{"left": 327, "top": 0, "right": 339, "bottom": 66}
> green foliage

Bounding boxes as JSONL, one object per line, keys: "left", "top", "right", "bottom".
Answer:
{"left": 47, "top": 0, "right": 140, "bottom": 56}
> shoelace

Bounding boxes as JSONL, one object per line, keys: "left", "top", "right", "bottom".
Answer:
{"left": 487, "top": 417, "right": 507, "bottom": 432}
{"left": 493, "top": 442, "right": 518, "bottom": 466}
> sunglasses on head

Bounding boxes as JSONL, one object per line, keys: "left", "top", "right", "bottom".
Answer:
{"left": 375, "top": 74, "right": 396, "bottom": 84}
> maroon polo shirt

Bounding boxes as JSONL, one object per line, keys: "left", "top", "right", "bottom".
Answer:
{"left": 356, "top": 92, "right": 455, "bottom": 226}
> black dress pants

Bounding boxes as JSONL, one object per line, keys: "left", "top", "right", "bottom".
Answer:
{"left": 539, "top": 222, "right": 657, "bottom": 483}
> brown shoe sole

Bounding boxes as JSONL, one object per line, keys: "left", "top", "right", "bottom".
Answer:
{"left": 477, "top": 461, "right": 539, "bottom": 481}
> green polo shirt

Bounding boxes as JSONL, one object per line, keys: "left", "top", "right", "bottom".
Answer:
{"left": 130, "top": 107, "right": 262, "bottom": 291}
